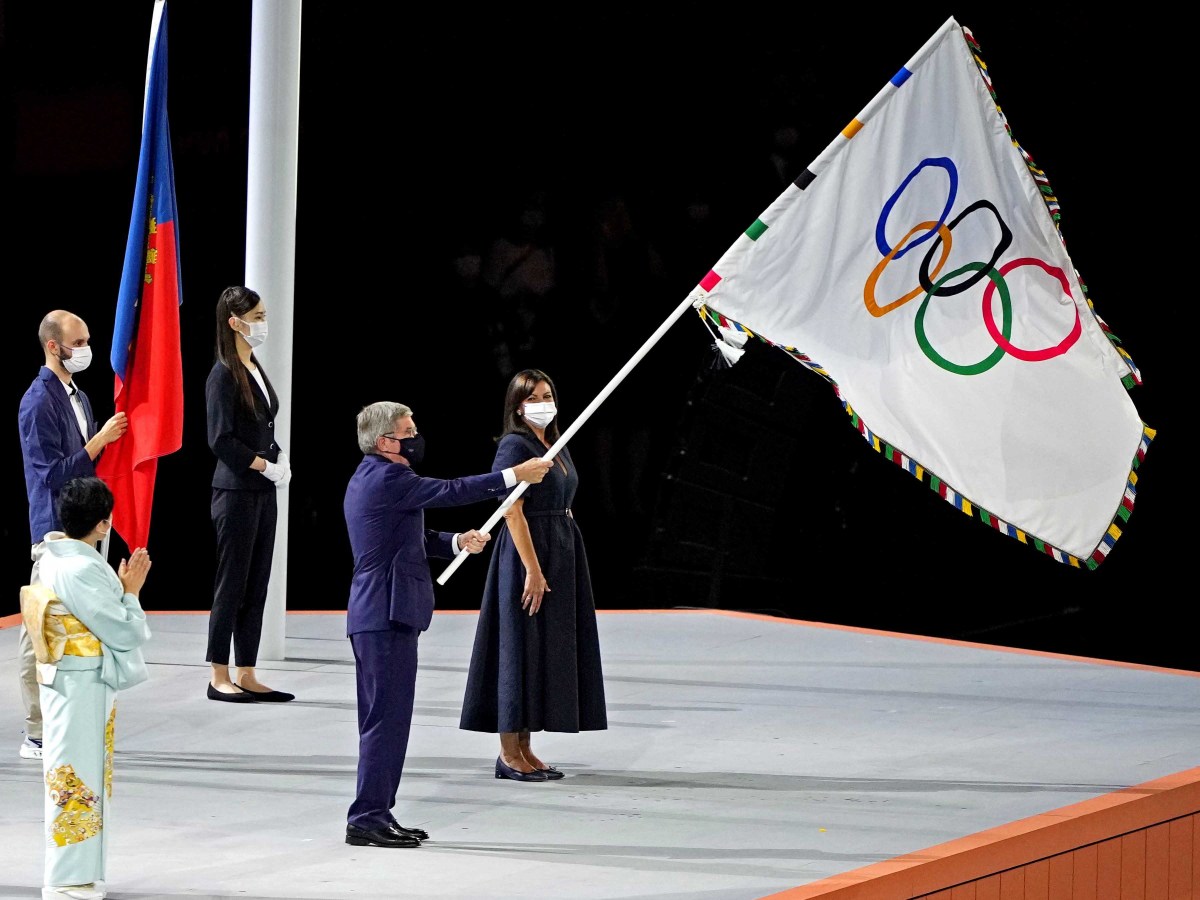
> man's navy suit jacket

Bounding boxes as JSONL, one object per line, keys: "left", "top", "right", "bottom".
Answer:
{"left": 343, "top": 453, "right": 509, "bottom": 635}
{"left": 18, "top": 366, "right": 98, "bottom": 544}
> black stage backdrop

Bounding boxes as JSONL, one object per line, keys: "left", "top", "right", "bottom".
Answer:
{"left": 1, "top": 6, "right": 1187, "bottom": 666}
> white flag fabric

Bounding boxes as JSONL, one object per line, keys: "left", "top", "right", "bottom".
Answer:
{"left": 689, "top": 17, "right": 1153, "bottom": 569}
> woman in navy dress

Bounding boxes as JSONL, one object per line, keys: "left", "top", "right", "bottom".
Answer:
{"left": 460, "top": 369, "right": 607, "bottom": 781}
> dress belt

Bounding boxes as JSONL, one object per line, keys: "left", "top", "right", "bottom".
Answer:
{"left": 523, "top": 508, "right": 572, "bottom": 518}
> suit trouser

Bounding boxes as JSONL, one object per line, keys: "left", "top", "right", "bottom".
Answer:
{"left": 18, "top": 626, "right": 41, "bottom": 740}
{"left": 208, "top": 487, "right": 277, "bottom": 667}
{"left": 347, "top": 625, "right": 419, "bottom": 830}
{"left": 19, "top": 548, "right": 44, "bottom": 739}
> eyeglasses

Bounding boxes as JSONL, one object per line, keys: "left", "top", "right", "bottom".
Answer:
{"left": 383, "top": 427, "right": 418, "bottom": 440}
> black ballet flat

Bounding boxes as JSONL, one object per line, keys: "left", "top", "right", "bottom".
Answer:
{"left": 236, "top": 685, "right": 295, "bottom": 703}
{"left": 495, "top": 756, "right": 548, "bottom": 781}
{"left": 537, "top": 765, "right": 565, "bottom": 780}
{"left": 207, "top": 683, "right": 255, "bottom": 703}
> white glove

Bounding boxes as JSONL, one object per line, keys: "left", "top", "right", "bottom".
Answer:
{"left": 261, "top": 459, "right": 285, "bottom": 484}
{"left": 276, "top": 452, "right": 292, "bottom": 488}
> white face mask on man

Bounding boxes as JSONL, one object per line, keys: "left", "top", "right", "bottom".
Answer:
{"left": 59, "top": 344, "right": 92, "bottom": 374}
{"left": 237, "top": 318, "right": 268, "bottom": 348}
{"left": 522, "top": 401, "right": 557, "bottom": 428}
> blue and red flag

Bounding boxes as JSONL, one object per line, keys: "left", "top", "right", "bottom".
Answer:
{"left": 96, "top": 0, "right": 183, "bottom": 551}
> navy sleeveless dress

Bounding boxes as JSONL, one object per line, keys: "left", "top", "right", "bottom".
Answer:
{"left": 459, "top": 432, "right": 608, "bottom": 734}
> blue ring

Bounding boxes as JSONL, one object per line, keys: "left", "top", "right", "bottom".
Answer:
{"left": 875, "top": 157, "right": 957, "bottom": 261}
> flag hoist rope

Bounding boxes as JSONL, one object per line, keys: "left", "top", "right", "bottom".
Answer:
{"left": 437, "top": 294, "right": 698, "bottom": 585}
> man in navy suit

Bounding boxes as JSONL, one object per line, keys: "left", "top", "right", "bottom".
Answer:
{"left": 16, "top": 310, "right": 128, "bottom": 759}
{"left": 343, "top": 400, "right": 551, "bottom": 848}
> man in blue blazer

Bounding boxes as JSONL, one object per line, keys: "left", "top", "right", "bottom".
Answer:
{"left": 343, "top": 400, "right": 551, "bottom": 848}
{"left": 16, "top": 310, "right": 128, "bottom": 760}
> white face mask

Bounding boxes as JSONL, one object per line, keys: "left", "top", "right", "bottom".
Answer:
{"left": 59, "top": 344, "right": 92, "bottom": 374}
{"left": 522, "top": 401, "right": 557, "bottom": 428}
{"left": 237, "top": 318, "right": 268, "bottom": 348}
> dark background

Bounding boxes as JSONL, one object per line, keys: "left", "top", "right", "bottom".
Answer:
{"left": 1, "top": 6, "right": 1187, "bottom": 666}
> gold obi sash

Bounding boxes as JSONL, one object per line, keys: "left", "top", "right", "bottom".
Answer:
{"left": 20, "top": 583, "right": 102, "bottom": 684}
{"left": 51, "top": 610, "right": 102, "bottom": 658}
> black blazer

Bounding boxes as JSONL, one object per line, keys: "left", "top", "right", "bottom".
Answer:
{"left": 205, "top": 359, "right": 282, "bottom": 491}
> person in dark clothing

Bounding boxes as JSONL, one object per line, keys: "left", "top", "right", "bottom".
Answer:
{"left": 459, "top": 368, "right": 608, "bottom": 781}
{"left": 204, "top": 286, "right": 293, "bottom": 704}
{"left": 342, "top": 400, "right": 551, "bottom": 847}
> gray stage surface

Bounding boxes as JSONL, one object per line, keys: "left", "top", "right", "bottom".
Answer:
{"left": 2, "top": 609, "right": 1199, "bottom": 900}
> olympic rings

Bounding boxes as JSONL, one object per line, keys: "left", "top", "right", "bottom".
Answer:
{"left": 866, "top": 156, "right": 1079, "bottom": 374}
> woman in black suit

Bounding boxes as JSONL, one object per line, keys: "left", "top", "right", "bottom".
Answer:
{"left": 204, "top": 286, "right": 294, "bottom": 703}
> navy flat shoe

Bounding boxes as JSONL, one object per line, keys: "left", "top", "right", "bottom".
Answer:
{"left": 495, "top": 756, "right": 547, "bottom": 781}
{"left": 537, "top": 766, "right": 565, "bottom": 780}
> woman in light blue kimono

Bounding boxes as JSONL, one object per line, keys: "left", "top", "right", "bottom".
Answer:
{"left": 26, "top": 477, "right": 152, "bottom": 900}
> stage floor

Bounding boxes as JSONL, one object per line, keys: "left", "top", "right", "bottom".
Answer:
{"left": 2, "top": 609, "right": 1199, "bottom": 899}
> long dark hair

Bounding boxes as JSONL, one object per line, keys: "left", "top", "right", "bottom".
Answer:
{"left": 499, "top": 368, "right": 560, "bottom": 444}
{"left": 214, "top": 285, "right": 268, "bottom": 413}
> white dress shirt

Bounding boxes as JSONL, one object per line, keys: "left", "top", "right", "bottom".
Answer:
{"left": 65, "top": 381, "right": 88, "bottom": 440}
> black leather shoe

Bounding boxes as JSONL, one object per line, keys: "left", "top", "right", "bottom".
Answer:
{"left": 388, "top": 821, "right": 429, "bottom": 841}
{"left": 537, "top": 765, "right": 565, "bottom": 780}
{"left": 346, "top": 823, "right": 420, "bottom": 848}
{"left": 495, "top": 756, "right": 548, "bottom": 781}
{"left": 207, "top": 683, "right": 254, "bottom": 703}
{"left": 236, "top": 684, "right": 295, "bottom": 702}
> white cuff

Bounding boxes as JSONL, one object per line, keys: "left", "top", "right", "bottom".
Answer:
{"left": 452, "top": 533, "right": 462, "bottom": 553}
{"left": 502, "top": 468, "right": 517, "bottom": 488}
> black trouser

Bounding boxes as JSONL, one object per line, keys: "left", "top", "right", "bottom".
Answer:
{"left": 208, "top": 487, "right": 277, "bottom": 666}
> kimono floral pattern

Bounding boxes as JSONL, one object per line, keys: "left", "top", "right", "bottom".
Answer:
{"left": 105, "top": 704, "right": 116, "bottom": 798}
{"left": 46, "top": 764, "right": 102, "bottom": 846}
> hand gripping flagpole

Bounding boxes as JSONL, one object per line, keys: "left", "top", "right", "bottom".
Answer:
{"left": 438, "top": 293, "right": 699, "bottom": 585}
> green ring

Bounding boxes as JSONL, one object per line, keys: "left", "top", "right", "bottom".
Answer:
{"left": 914, "top": 263, "right": 1011, "bottom": 375}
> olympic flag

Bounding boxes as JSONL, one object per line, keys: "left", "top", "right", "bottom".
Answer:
{"left": 690, "top": 17, "right": 1152, "bottom": 568}
{"left": 96, "top": 0, "right": 184, "bottom": 551}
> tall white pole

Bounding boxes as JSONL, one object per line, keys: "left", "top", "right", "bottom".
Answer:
{"left": 246, "top": 0, "right": 301, "bottom": 660}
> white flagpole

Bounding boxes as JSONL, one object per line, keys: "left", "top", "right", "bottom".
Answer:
{"left": 246, "top": 0, "right": 302, "bottom": 660}
{"left": 437, "top": 293, "right": 698, "bottom": 585}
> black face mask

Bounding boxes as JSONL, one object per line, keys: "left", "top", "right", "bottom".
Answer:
{"left": 398, "top": 434, "right": 425, "bottom": 466}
